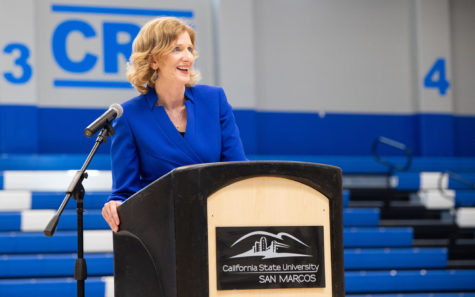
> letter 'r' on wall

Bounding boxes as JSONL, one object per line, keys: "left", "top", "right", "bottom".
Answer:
{"left": 52, "top": 20, "right": 98, "bottom": 73}
{"left": 103, "top": 22, "right": 140, "bottom": 73}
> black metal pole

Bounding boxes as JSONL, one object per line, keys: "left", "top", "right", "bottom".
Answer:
{"left": 74, "top": 182, "right": 86, "bottom": 297}
{"left": 44, "top": 123, "right": 114, "bottom": 297}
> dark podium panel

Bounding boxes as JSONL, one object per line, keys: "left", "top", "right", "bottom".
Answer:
{"left": 113, "top": 161, "right": 344, "bottom": 297}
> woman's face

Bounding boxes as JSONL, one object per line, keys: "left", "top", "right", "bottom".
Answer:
{"left": 153, "top": 31, "right": 195, "bottom": 86}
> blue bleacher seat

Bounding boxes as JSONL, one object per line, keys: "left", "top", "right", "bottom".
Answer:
{"left": 344, "top": 248, "right": 447, "bottom": 270}
{"left": 345, "top": 270, "right": 475, "bottom": 293}
{"left": 0, "top": 277, "right": 110, "bottom": 297}
{"left": 455, "top": 190, "right": 475, "bottom": 207}
{"left": 344, "top": 228, "right": 413, "bottom": 248}
{"left": 0, "top": 253, "right": 113, "bottom": 278}
{"left": 343, "top": 208, "right": 380, "bottom": 227}
{"left": 31, "top": 192, "right": 109, "bottom": 210}
{"left": 0, "top": 231, "right": 79, "bottom": 254}
{"left": 0, "top": 210, "right": 109, "bottom": 231}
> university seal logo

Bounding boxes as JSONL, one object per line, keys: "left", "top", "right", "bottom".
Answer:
{"left": 216, "top": 226, "right": 325, "bottom": 290}
{"left": 229, "top": 231, "right": 312, "bottom": 259}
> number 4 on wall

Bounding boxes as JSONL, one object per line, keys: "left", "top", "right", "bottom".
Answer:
{"left": 423, "top": 58, "right": 450, "bottom": 96}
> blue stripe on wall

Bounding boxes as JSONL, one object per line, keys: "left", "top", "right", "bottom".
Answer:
{"left": 51, "top": 4, "right": 194, "bottom": 18}
{"left": 53, "top": 79, "right": 133, "bottom": 89}
{"left": 1, "top": 104, "right": 475, "bottom": 156}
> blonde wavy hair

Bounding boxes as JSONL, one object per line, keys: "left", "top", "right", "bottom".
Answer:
{"left": 127, "top": 17, "right": 200, "bottom": 94}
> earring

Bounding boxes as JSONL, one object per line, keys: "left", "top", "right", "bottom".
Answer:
{"left": 153, "top": 68, "right": 158, "bottom": 80}
{"left": 153, "top": 68, "right": 159, "bottom": 81}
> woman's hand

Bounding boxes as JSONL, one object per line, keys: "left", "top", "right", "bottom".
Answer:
{"left": 102, "top": 200, "right": 123, "bottom": 232}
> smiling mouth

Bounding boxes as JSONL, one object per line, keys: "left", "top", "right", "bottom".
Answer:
{"left": 177, "top": 67, "right": 189, "bottom": 74}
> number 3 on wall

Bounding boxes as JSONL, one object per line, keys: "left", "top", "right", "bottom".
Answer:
{"left": 3, "top": 43, "right": 33, "bottom": 84}
{"left": 423, "top": 58, "right": 450, "bottom": 96}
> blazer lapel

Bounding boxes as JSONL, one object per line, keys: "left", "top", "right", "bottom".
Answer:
{"left": 146, "top": 88, "right": 205, "bottom": 164}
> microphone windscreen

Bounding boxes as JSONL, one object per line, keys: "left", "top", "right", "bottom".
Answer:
{"left": 110, "top": 103, "right": 123, "bottom": 118}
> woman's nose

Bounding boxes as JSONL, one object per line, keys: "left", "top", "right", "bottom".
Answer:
{"left": 182, "top": 50, "right": 193, "bottom": 62}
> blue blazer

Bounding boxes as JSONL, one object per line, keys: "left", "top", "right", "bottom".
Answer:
{"left": 109, "top": 84, "right": 247, "bottom": 202}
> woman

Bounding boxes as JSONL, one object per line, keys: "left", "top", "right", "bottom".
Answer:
{"left": 102, "top": 17, "right": 246, "bottom": 232}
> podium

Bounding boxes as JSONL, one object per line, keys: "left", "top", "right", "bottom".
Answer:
{"left": 113, "top": 161, "right": 344, "bottom": 297}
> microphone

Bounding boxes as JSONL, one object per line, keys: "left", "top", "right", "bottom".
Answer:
{"left": 84, "top": 103, "right": 123, "bottom": 137}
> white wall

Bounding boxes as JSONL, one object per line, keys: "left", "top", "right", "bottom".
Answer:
{"left": 219, "top": 0, "right": 475, "bottom": 116}
{"left": 221, "top": 0, "right": 415, "bottom": 113}
{"left": 0, "top": 0, "right": 37, "bottom": 105}
{"left": 451, "top": 0, "right": 475, "bottom": 115}
{"left": 218, "top": 0, "right": 257, "bottom": 109}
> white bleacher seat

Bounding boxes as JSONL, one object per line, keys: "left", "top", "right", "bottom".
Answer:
{"left": 421, "top": 172, "right": 449, "bottom": 190}
{"left": 456, "top": 207, "right": 475, "bottom": 227}
{"left": 418, "top": 190, "right": 455, "bottom": 209}
{"left": 3, "top": 170, "right": 111, "bottom": 191}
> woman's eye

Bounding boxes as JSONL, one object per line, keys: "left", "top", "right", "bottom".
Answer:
{"left": 172, "top": 47, "right": 180, "bottom": 52}
{"left": 187, "top": 47, "right": 193, "bottom": 53}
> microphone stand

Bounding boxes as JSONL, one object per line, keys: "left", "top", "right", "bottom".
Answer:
{"left": 44, "top": 122, "right": 114, "bottom": 297}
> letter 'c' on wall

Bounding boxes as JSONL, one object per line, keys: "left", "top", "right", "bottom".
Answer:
{"left": 52, "top": 20, "right": 98, "bottom": 73}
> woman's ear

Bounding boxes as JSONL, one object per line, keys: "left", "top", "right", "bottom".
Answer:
{"left": 150, "top": 56, "right": 159, "bottom": 70}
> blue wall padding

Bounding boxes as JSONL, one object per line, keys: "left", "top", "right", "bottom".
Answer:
{"left": 344, "top": 248, "right": 447, "bottom": 269}
{"left": 343, "top": 228, "right": 413, "bottom": 248}
{"left": 343, "top": 208, "right": 380, "bottom": 227}
{"left": 0, "top": 253, "right": 112, "bottom": 277}
{"left": 31, "top": 192, "right": 110, "bottom": 209}
{"left": 233, "top": 109, "right": 258, "bottom": 154}
{"left": 2, "top": 104, "right": 475, "bottom": 157}
{"left": 0, "top": 105, "right": 38, "bottom": 153}
{"left": 254, "top": 112, "right": 417, "bottom": 155}
{"left": 454, "top": 116, "right": 475, "bottom": 156}
{"left": 345, "top": 270, "right": 475, "bottom": 293}
{"left": 38, "top": 107, "right": 111, "bottom": 154}
{"left": 417, "top": 114, "right": 454, "bottom": 156}
{"left": 0, "top": 212, "right": 21, "bottom": 231}
{"left": 0, "top": 231, "right": 78, "bottom": 254}
{"left": 0, "top": 277, "right": 106, "bottom": 297}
